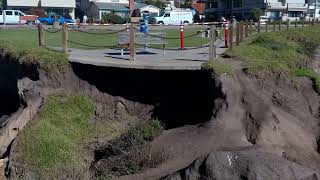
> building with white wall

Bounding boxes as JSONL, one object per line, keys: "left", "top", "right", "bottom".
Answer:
{"left": 78, "top": 0, "right": 150, "bottom": 20}
{"left": 308, "top": 0, "right": 320, "bottom": 19}
{"left": 204, "top": 0, "right": 265, "bottom": 20}
{"left": 203, "top": 0, "right": 312, "bottom": 20}
{"left": 266, "top": 0, "right": 308, "bottom": 20}
{"left": 4, "top": 0, "right": 76, "bottom": 18}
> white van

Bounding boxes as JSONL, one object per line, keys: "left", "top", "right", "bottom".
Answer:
{"left": 259, "top": 16, "right": 268, "bottom": 25}
{"left": 0, "top": 10, "right": 26, "bottom": 24}
{"left": 154, "top": 9, "right": 193, "bottom": 25}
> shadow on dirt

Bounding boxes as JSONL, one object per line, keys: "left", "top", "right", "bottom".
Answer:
{"left": 71, "top": 63, "right": 224, "bottom": 129}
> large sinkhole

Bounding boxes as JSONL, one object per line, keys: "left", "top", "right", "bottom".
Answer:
{"left": 0, "top": 58, "right": 39, "bottom": 122}
{"left": 71, "top": 63, "right": 224, "bottom": 129}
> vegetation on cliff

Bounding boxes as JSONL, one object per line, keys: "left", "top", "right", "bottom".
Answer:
{"left": 227, "top": 25, "right": 320, "bottom": 92}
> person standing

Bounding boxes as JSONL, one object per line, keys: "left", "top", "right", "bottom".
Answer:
{"left": 83, "top": 14, "right": 88, "bottom": 25}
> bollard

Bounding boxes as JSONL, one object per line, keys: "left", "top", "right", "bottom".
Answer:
{"left": 302, "top": 19, "right": 304, "bottom": 27}
{"left": 180, "top": 22, "right": 185, "bottom": 49}
{"left": 287, "top": 19, "right": 289, "bottom": 29}
{"left": 209, "top": 25, "right": 216, "bottom": 60}
{"left": 38, "top": 23, "right": 44, "bottom": 47}
{"left": 236, "top": 23, "right": 240, "bottom": 46}
{"left": 250, "top": 20, "right": 253, "bottom": 34}
{"left": 245, "top": 20, "right": 248, "bottom": 37}
{"left": 240, "top": 22, "right": 244, "bottom": 42}
{"left": 295, "top": 19, "right": 297, "bottom": 28}
{"left": 225, "top": 19, "right": 229, "bottom": 48}
{"left": 258, "top": 21, "right": 261, "bottom": 33}
{"left": 229, "top": 24, "right": 233, "bottom": 49}
{"left": 62, "top": 24, "right": 68, "bottom": 54}
{"left": 129, "top": 23, "right": 136, "bottom": 61}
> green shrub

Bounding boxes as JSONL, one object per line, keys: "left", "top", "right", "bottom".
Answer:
{"left": 102, "top": 13, "right": 124, "bottom": 24}
{"left": 138, "top": 119, "right": 163, "bottom": 141}
{"left": 250, "top": 8, "right": 262, "bottom": 21}
{"left": 94, "top": 120, "right": 165, "bottom": 176}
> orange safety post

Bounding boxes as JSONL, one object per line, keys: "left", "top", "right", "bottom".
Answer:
{"left": 180, "top": 21, "right": 185, "bottom": 49}
{"left": 225, "top": 19, "right": 229, "bottom": 48}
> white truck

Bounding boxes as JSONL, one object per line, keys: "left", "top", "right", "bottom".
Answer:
{"left": 0, "top": 10, "right": 27, "bottom": 24}
{"left": 154, "top": 9, "right": 194, "bottom": 25}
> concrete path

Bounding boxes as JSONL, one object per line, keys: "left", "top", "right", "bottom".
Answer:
{"left": 69, "top": 42, "right": 226, "bottom": 70}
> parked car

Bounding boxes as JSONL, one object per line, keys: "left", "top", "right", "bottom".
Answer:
{"left": 153, "top": 9, "right": 194, "bottom": 25}
{"left": 38, "top": 14, "right": 74, "bottom": 25}
{"left": 259, "top": 16, "right": 268, "bottom": 25}
{"left": 0, "top": 10, "right": 27, "bottom": 24}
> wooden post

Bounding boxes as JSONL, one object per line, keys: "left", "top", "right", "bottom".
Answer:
{"left": 258, "top": 20, "right": 261, "bottom": 33}
{"left": 229, "top": 24, "right": 233, "bottom": 49}
{"left": 295, "top": 19, "right": 297, "bottom": 28}
{"left": 240, "top": 22, "right": 243, "bottom": 42}
{"left": 129, "top": 23, "right": 136, "bottom": 61}
{"left": 245, "top": 20, "right": 248, "bottom": 37}
{"left": 236, "top": 23, "right": 240, "bottom": 46}
{"left": 273, "top": 20, "right": 276, "bottom": 31}
{"left": 278, "top": 20, "right": 281, "bottom": 30}
{"left": 265, "top": 20, "right": 268, "bottom": 32}
{"left": 209, "top": 25, "right": 216, "bottom": 60}
{"left": 250, "top": 20, "right": 253, "bottom": 34}
{"left": 286, "top": 19, "right": 289, "bottom": 29}
{"left": 62, "top": 24, "right": 68, "bottom": 54}
{"left": 38, "top": 23, "right": 44, "bottom": 47}
{"left": 312, "top": 18, "right": 315, "bottom": 26}
{"left": 309, "top": 19, "right": 311, "bottom": 26}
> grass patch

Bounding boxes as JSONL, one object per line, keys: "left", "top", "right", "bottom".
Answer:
{"left": 14, "top": 94, "right": 165, "bottom": 178}
{"left": 293, "top": 68, "right": 320, "bottom": 93}
{"left": 226, "top": 26, "right": 320, "bottom": 74}
{"left": 0, "top": 28, "right": 208, "bottom": 49}
{"left": 202, "top": 59, "right": 235, "bottom": 76}
{"left": 226, "top": 25, "right": 320, "bottom": 93}
{"left": 0, "top": 40, "right": 68, "bottom": 74}
{"left": 16, "top": 94, "right": 96, "bottom": 178}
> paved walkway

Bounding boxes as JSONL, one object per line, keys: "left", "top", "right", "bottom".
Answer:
{"left": 69, "top": 43, "right": 226, "bottom": 70}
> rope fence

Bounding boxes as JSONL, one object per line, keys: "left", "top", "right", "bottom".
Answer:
{"left": 67, "top": 25, "right": 129, "bottom": 35}
{"left": 67, "top": 40, "right": 119, "bottom": 49}
{"left": 135, "top": 28, "right": 208, "bottom": 40}
{"left": 135, "top": 43, "right": 209, "bottom": 51}
{"left": 41, "top": 27, "right": 63, "bottom": 33}
{"left": 36, "top": 22, "right": 221, "bottom": 60}
{"left": 37, "top": 18, "right": 318, "bottom": 60}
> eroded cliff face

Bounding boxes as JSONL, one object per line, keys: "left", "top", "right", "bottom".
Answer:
{"left": 116, "top": 68, "right": 320, "bottom": 180}
{"left": 0, "top": 57, "right": 227, "bottom": 179}
{"left": 146, "top": 71, "right": 320, "bottom": 180}
{"left": 3, "top": 54, "right": 320, "bottom": 180}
